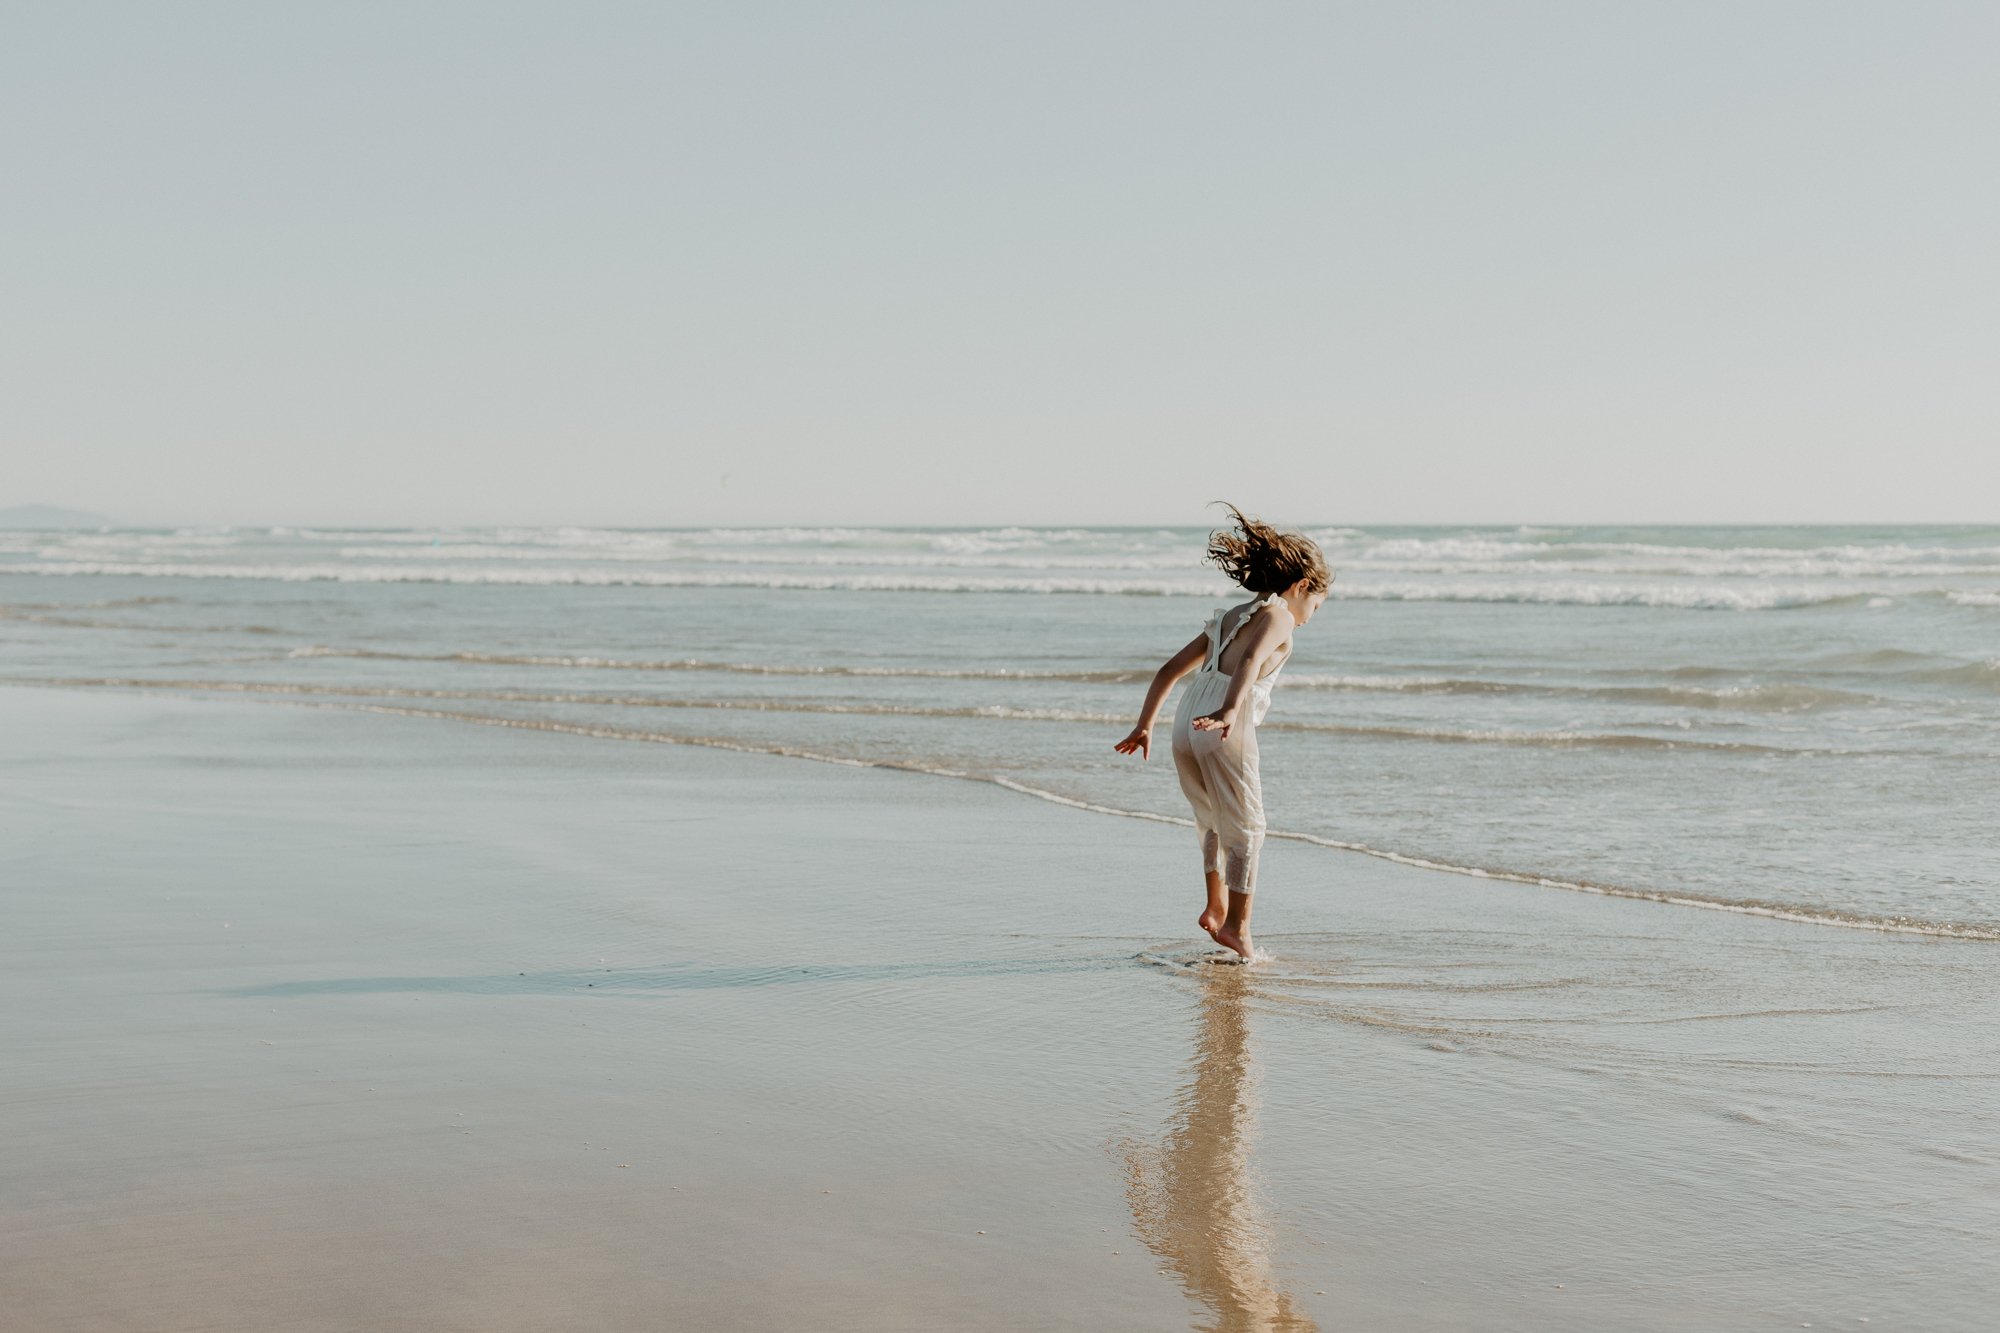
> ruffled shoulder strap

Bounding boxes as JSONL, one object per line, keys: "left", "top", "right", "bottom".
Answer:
{"left": 1214, "top": 593, "right": 1284, "bottom": 657}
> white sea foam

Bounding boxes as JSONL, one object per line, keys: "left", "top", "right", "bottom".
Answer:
{"left": 18, "top": 528, "right": 2000, "bottom": 601}
{"left": 1342, "top": 556, "right": 2000, "bottom": 579}
{"left": 29, "top": 675, "right": 1131, "bottom": 725}
{"left": 32, "top": 672, "right": 1838, "bottom": 751}
{"left": 1276, "top": 674, "right": 1872, "bottom": 710}
{"left": 282, "top": 645, "right": 1148, "bottom": 681}
{"left": 323, "top": 544, "right": 1194, "bottom": 572}
{"left": 5, "top": 559, "right": 1918, "bottom": 609}
{"left": 8, "top": 560, "right": 1225, "bottom": 597}
{"left": 1277, "top": 673, "right": 1464, "bottom": 692}
{"left": 1329, "top": 581, "right": 1859, "bottom": 610}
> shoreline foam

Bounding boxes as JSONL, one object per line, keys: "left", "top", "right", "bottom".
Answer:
{"left": 13, "top": 679, "right": 1998, "bottom": 942}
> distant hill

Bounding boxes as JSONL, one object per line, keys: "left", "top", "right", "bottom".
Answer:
{"left": 0, "top": 504, "right": 111, "bottom": 530}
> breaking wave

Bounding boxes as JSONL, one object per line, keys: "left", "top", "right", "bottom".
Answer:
{"left": 1279, "top": 674, "right": 1873, "bottom": 710}
{"left": 281, "top": 645, "right": 1151, "bottom": 682}
{"left": 17, "top": 674, "right": 1867, "bottom": 760}
{"left": 3, "top": 559, "right": 1905, "bottom": 609}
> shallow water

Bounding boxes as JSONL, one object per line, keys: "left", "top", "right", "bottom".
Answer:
{"left": 7, "top": 685, "right": 1997, "bottom": 1331}
{"left": 4, "top": 522, "right": 1998, "bottom": 934}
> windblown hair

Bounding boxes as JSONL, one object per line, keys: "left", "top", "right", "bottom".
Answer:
{"left": 1205, "top": 503, "right": 1331, "bottom": 595}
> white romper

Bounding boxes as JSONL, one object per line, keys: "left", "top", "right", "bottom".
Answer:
{"left": 1170, "top": 593, "right": 1292, "bottom": 895}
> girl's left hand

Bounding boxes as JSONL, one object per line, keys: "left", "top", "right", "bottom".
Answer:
{"left": 1191, "top": 710, "right": 1235, "bottom": 739}
{"left": 1113, "top": 725, "right": 1152, "bottom": 759}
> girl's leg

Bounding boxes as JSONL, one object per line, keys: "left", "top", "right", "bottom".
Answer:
{"left": 1205, "top": 726, "right": 1263, "bottom": 960}
{"left": 1176, "top": 734, "right": 1227, "bottom": 943}
{"left": 1200, "top": 867, "right": 1227, "bottom": 939}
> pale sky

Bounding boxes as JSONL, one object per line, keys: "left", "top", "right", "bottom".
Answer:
{"left": 4, "top": 2, "right": 1996, "bottom": 528}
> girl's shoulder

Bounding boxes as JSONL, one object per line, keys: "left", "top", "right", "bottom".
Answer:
{"left": 1248, "top": 597, "right": 1297, "bottom": 657}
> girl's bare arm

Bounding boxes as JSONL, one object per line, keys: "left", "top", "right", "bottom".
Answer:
{"left": 1191, "top": 606, "right": 1293, "bottom": 738}
{"left": 1112, "top": 632, "right": 1211, "bottom": 759}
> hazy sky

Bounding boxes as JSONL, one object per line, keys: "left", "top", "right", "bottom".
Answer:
{"left": 4, "top": 2, "right": 1995, "bottom": 527}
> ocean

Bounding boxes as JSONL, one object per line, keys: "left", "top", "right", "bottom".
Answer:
{"left": 5, "top": 521, "right": 1996, "bottom": 938}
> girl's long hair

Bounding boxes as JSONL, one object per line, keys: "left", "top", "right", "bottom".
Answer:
{"left": 1205, "top": 503, "right": 1331, "bottom": 595}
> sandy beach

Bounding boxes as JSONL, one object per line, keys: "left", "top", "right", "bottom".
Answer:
{"left": 12, "top": 0, "right": 2000, "bottom": 1323}
{"left": 4, "top": 683, "right": 1995, "bottom": 1332}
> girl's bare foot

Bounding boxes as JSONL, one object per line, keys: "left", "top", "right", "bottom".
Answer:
{"left": 1199, "top": 871, "right": 1227, "bottom": 943}
{"left": 1215, "top": 890, "right": 1254, "bottom": 960}
{"left": 1212, "top": 924, "right": 1253, "bottom": 960}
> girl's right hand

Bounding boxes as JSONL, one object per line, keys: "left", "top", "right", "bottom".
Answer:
{"left": 1191, "top": 709, "right": 1236, "bottom": 739}
{"left": 1113, "top": 725, "right": 1152, "bottom": 759}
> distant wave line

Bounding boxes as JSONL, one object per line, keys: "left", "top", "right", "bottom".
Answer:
{"left": 288, "top": 646, "right": 1886, "bottom": 707}
{"left": 19, "top": 676, "right": 1128, "bottom": 725}
{"left": 15, "top": 616, "right": 1992, "bottom": 700}
{"left": 290, "top": 644, "right": 1967, "bottom": 706}
{"left": 33, "top": 535, "right": 2000, "bottom": 581}
{"left": 1282, "top": 674, "right": 1877, "bottom": 711}
{"left": 7, "top": 560, "right": 1219, "bottom": 597}
{"left": 22, "top": 525, "right": 2000, "bottom": 561}
{"left": 1, "top": 559, "right": 1938, "bottom": 609}
{"left": 282, "top": 645, "right": 1151, "bottom": 682}
{"left": 20, "top": 675, "right": 1902, "bottom": 759}
{"left": 26, "top": 542, "right": 2000, "bottom": 585}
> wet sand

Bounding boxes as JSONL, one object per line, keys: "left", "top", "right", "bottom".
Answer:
{"left": 3, "top": 685, "right": 1994, "bottom": 1331}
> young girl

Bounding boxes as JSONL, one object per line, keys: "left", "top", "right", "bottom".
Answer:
{"left": 1114, "top": 506, "right": 1331, "bottom": 960}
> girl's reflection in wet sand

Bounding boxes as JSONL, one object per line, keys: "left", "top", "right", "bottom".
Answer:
{"left": 1122, "top": 967, "right": 1319, "bottom": 1332}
